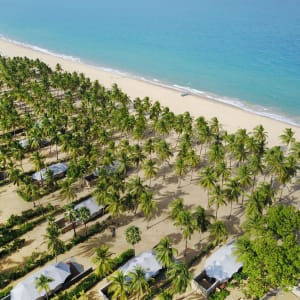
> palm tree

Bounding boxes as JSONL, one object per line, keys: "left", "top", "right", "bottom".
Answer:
{"left": 34, "top": 274, "right": 53, "bottom": 300}
{"left": 139, "top": 191, "right": 158, "bottom": 228}
{"left": 128, "top": 267, "right": 151, "bottom": 300}
{"left": 64, "top": 204, "right": 78, "bottom": 237}
{"left": 92, "top": 245, "right": 113, "bottom": 277}
{"left": 166, "top": 262, "right": 192, "bottom": 296}
{"left": 43, "top": 217, "right": 65, "bottom": 262}
{"left": 31, "top": 151, "right": 45, "bottom": 184}
{"left": 174, "top": 155, "right": 189, "bottom": 187}
{"left": 209, "top": 184, "right": 226, "bottom": 219}
{"left": 175, "top": 209, "right": 197, "bottom": 256}
{"left": 193, "top": 205, "right": 211, "bottom": 239}
{"left": 158, "top": 291, "right": 173, "bottom": 300}
{"left": 237, "top": 164, "right": 253, "bottom": 204}
{"left": 142, "top": 159, "right": 158, "bottom": 187}
{"left": 199, "top": 166, "right": 217, "bottom": 206}
{"left": 125, "top": 226, "right": 141, "bottom": 254}
{"left": 59, "top": 178, "right": 76, "bottom": 202}
{"left": 280, "top": 128, "right": 295, "bottom": 149}
{"left": 78, "top": 207, "right": 91, "bottom": 236}
{"left": 108, "top": 271, "right": 129, "bottom": 300}
{"left": 154, "top": 237, "right": 178, "bottom": 268}
{"left": 154, "top": 138, "right": 173, "bottom": 166}
{"left": 224, "top": 178, "right": 241, "bottom": 219}
{"left": 208, "top": 221, "right": 228, "bottom": 246}
{"left": 215, "top": 160, "right": 231, "bottom": 187}
{"left": 169, "top": 198, "right": 184, "bottom": 221}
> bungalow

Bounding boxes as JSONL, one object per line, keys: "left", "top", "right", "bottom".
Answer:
{"left": 99, "top": 250, "right": 162, "bottom": 299}
{"left": 31, "top": 162, "right": 68, "bottom": 182}
{"left": 192, "top": 241, "right": 243, "bottom": 297}
{"left": 9, "top": 261, "right": 82, "bottom": 300}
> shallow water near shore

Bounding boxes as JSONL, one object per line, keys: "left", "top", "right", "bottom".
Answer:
{"left": 0, "top": 0, "right": 300, "bottom": 125}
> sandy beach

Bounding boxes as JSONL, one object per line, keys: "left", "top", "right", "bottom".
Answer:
{"left": 1, "top": 38, "right": 300, "bottom": 300}
{"left": 1, "top": 38, "right": 299, "bottom": 145}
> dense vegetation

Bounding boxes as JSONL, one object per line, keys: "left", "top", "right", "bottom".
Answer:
{"left": 0, "top": 55, "right": 300, "bottom": 299}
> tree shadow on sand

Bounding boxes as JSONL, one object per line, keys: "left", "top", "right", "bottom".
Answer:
{"left": 166, "top": 232, "right": 182, "bottom": 245}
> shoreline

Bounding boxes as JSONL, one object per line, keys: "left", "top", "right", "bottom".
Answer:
{"left": 1, "top": 37, "right": 300, "bottom": 145}
{"left": 1, "top": 36, "right": 299, "bottom": 128}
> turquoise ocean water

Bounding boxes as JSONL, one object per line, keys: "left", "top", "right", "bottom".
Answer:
{"left": 0, "top": 0, "right": 300, "bottom": 125}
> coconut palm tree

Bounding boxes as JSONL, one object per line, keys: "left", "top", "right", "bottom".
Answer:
{"left": 199, "top": 166, "right": 217, "bottom": 206}
{"left": 34, "top": 274, "right": 53, "bottom": 300}
{"left": 224, "top": 178, "right": 241, "bottom": 219}
{"left": 215, "top": 160, "right": 231, "bottom": 187}
{"left": 142, "top": 159, "right": 158, "bottom": 187}
{"left": 128, "top": 267, "right": 151, "bottom": 300}
{"left": 174, "top": 155, "right": 189, "bottom": 187}
{"left": 154, "top": 237, "right": 178, "bottom": 268}
{"left": 31, "top": 151, "right": 45, "bottom": 184}
{"left": 169, "top": 198, "right": 184, "bottom": 221}
{"left": 208, "top": 221, "right": 228, "bottom": 246}
{"left": 92, "top": 245, "right": 113, "bottom": 277}
{"left": 193, "top": 205, "right": 211, "bottom": 239}
{"left": 166, "top": 262, "right": 192, "bottom": 296}
{"left": 125, "top": 226, "right": 141, "bottom": 254}
{"left": 64, "top": 204, "right": 78, "bottom": 237}
{"left": 59, "top": 178, "right": 76, "bottom": 202}
{"left": 43, "top": 219, "right": 65, "bottom": 262}
{"left": 108, "top": 271, "right": 129, "bottom": 300}
{"left": 77, "top": 206, "right": 91, "bottom": 236}
{"left": 139, "top": 191, "right": 158, "bottom": 228}
{"left": 209, "top": 184, "right": 226, "bottom": 219}
{"left": 175, "top": 209, "right": 197, "bottom": 256}
{"left": 237, "top": 164, "right": 253, "bottom": 204}
{"left": 280, "top": 128, "right": 295, "bottom": 149}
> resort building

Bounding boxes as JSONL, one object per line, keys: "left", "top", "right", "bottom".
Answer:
{"left": 192, "top": 241, "right": 242, "bottom": 297}
{"left": 99, "top": 250, "right": 162, "bottom": 299}
{"left": 31, "top": 162, "right": 68, "bottom": 182}
{"left": 9, "top": 261, "right": 83, "bottom": 300}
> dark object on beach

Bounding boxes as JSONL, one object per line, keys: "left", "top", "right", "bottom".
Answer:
{"left": 181, "top": 92, "right": 190, "bottom": 97}
{"left": 110, "top": 226, "right": 116, "bottom": 237}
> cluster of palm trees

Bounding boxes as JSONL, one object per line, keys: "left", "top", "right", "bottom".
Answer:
{"left": 1, "top": 55, "right": 300, "bottom": 299}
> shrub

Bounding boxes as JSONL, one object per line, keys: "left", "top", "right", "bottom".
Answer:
{"left": 0, "top": 286, "right": 12, "bottom": 298}
{"left": 0, "top": 238, "right": 26, "bottom": 259}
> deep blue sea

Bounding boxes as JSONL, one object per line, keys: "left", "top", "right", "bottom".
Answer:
{"left": 0, "top": 0, "right": 300, "bottom": 125}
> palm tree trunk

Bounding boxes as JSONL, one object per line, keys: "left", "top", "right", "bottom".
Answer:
{"left": 85, "top": 223, "right": 88, "bottom": 237}
{"left": 72, "top": 223, "right": 77, "bottom": 237}
{"left": 229, "top": 201, "right": 232, "bottom": 219}
{"left": 184, "top": 238, "right": 188, "bottom": 256}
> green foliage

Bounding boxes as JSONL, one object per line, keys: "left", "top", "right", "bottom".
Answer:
{"left": 0, "top": 238, "right": 25, "bottom": 258}
{"left": 5, "top": 204, "right": 54, "bottom": 228}
{"left": 236, "top": 205, "right": 300, "bottom": 298}
{"left": 209, "top": 288, "right": 230, "bottom": 300}
{"left": 125, "top": 225, "right": 141, "bottom": 249}
{"left": 0, "top": 286, "right": 13, "bottom": 298}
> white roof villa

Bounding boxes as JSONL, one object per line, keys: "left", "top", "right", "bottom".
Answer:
{"left": 192, "top": 241, "right": 242, "bottom": 297}
{"left": 10, "top": 262, "right": 71, "bottom": 300}
{"left": 99, "top": 251, "right": 162, "bottom": 300}
{"left": 205, "top": 241, "right": 242, "bottom": 282}
{"left": 74, "top": 196, "right": 104, "bottom": 217}
{"left": 31, "top": 162, "right": 68, "bottom": 181}
{"left": 119, "top": 250, "right": 162, "bottom": 281}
